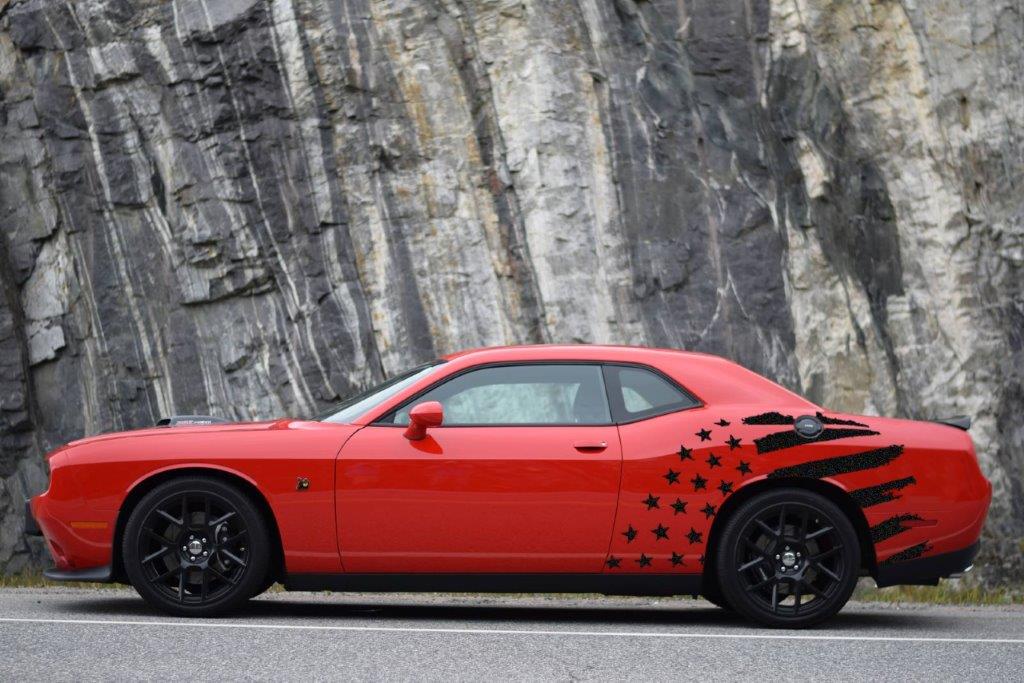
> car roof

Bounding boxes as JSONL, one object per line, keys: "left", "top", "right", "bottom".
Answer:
{"left": 441, "top": 344, "right": 717, "bottom": 364}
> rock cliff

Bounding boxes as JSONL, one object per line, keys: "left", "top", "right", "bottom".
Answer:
{"left": 1, "top": 0, "right": 1021, "bottom": 581}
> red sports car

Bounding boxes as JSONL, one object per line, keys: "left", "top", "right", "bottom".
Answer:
{"left": 26, "top": 345, "right": 991, "bottom": 627}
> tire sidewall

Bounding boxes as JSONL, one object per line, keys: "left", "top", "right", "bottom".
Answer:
{"left": 716, "top": 488, "right": 861, "bottom": 628}
{"left": 122, "top": 476, "right": 270, "bottom": 617}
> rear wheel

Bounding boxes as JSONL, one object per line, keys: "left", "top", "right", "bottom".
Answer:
{"left": 716, "top": 488, "right": 860, "bottom": 628}
{"left": 123, "top": 477, "right": 270, "bottom": 617}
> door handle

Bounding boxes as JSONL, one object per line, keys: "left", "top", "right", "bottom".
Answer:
{"left": 573, "top": 440, "right": 608, "bottom": 451}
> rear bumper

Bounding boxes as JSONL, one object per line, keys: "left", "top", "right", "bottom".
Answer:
{"left": 875, "top": 541, "right": 980, "bottom": 588}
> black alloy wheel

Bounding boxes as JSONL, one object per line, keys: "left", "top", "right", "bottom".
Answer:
{"left": 716, "top": 488, "right": 860, "bottom": 627}
{"left": 123, "top": 477, "right": 270, "bottom": 616}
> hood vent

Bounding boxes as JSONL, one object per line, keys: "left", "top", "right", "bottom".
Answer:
{"left": 933, "top": 415, "right": 971, "bottom": 431}
{"left": 156, "top": 415, "right": 230, "bottom": 427}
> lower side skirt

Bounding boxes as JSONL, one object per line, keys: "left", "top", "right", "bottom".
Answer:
{"left": 284, "top": 573, "right": 703, "bottom": 597}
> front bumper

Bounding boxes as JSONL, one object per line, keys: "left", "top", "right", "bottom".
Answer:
{"left": 43, "top": 565, "right": 113, "bottom": 583}
{"left": 24, "top": 500, "right": 42, "bottom": 536}
{"left": 875, "top": 541, "right": 980, "bottom": 588}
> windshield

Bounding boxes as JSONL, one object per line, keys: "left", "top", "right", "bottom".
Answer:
{"left": 315, "top": 361, "right": 445, "bottom": 424}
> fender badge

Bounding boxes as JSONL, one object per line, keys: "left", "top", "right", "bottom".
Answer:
{"left": 296, "top": 477, "right": 310, "bottom": 491}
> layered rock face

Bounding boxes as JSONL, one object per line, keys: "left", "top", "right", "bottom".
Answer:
{"left": 0, "top": 0, "right": 1021, "bottom": 580}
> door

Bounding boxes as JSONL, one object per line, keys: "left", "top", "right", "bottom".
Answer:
{"left": 336, "top": 363, "right": 622, "bottom": 573}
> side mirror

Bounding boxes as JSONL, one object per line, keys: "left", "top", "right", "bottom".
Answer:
{"left": 403, "top": 401, "right": 444, "bottom": 441}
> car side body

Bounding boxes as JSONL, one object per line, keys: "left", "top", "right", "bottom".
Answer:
{"left": 28, "top": 345, "right": 991, "bottom": 624}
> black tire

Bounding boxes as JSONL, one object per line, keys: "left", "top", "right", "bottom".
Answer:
{"left": 715, "top": 488, "right": 860, "bottom": 628}
{"left": 123, "top": 476, "right": 271, "bottom": 617}
{"left": 700, "top": 580, "right": 733, "bottom": 611}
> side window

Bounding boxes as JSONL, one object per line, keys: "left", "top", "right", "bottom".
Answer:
{"left": 387, "top": 364, "right": 612, "bottom": 426}
{"left": 604, "top": 365, "right": 698, "bottom": 421}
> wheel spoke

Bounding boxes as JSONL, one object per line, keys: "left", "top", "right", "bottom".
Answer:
{"left": 770, "top": 583, "right": 779, "bottom": 612}
{"left": 798, "top": 508, "right": 810, "bottom": 542}
{"left": 209, "top": 565, "right": 237, "bottom": 585}
{"left": 201, "top": 568, "right": 209, "bottom": 601}
{"left": 222, "top": 530, "right": 248, "bottom": 546}
{"left": 143, "top": 528, "right": 171, "bottom": 545}
{"left": 810, "top": 545, "right": 843, "bottom": 562}
{"left": 150, "top": 564, "right": 181, "bottom": 584}
{"left": 142, "top": 546, "right": 171, "bottom": 563}
{"left": 738, "top": 556, "right": 765, "bottom": 572}
{"left": 156, "top": 509, "right": 183, "bottom": 527}
{"left": 220, "top": 548, "right": 247, "bottom": 568}
{"left": 755, "top": 519, "right": 778, "bottom": 538}
{"left": 181, "top": 496, "right": 188, "bottom": 528}
{"left": 815, "top": 561, "right": 841, "bottom": 582}
{"left": 801, "top": 577, "right": 827, "bottom": 599}
{"left": 178, "top": 567, "right": 185, "bottom": 603}
{"left": 805, "top": 525, "right": 833, "bottom": 541}
{"left": 792, "top": 578, "right": 803, "bottom": 615}
{"left": 745, "top": 574, "right": 775, "bottom": 592}
{"left": 777, "top": 505, "right": 786, "bottom": 536}
{"left": 209, "top": 511, "right": 236, "bottom": 527}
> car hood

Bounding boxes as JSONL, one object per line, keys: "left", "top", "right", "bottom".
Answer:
{"left": 64, "top": 418, "right": 309, "bottom": 448}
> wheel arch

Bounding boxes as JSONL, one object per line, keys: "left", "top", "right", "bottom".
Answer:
{"left": 111, "top": 466, "right": 285, "bottom": 585}
{"left": 701, "top": 477, "right": 876, "bottom": 597}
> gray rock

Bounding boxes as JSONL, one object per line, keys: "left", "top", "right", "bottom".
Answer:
{"left": 0, "top": 0, "right": 1020, "bottom": 583}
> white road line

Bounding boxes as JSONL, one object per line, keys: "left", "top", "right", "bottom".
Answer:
{"left": 0, "top": 617, "right": 1022, "bottom": 644}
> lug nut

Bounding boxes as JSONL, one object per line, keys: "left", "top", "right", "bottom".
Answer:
{"left": 202, "top": 538, "right": 207, "bottom": 543}
{"left": 182, "top": 546, "right": 187, "bottom": 551}
{"left": 203, "top": 551, "right": 208, "bottom": 556}
{"left": 190, "top": 556, "right": 196, "bottom": 561}
{"left": 775, "top": 554, "right": 780, "bottom": 559}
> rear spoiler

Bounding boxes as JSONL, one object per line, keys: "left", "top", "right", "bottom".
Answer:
{"left": 933, "top": 415, "right": 971, "bottom": 431}
{"left": 157, "top": 415, "right": 230, "bottom": 427}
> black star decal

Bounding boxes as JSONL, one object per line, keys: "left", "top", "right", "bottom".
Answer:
{"left": 622, "top": 525, "right": 637, "bottom": 543}
{"left": 671, "top": 498, "right": 688, "bottom": 515}
{"left": 671, "top": 551, "right": 685, "bottom": 567}
{"left": 606, "top": 556, "right": 621, "bottom": 568}
{"left": 691, "top": 473, "right": 707, "bottom": 491}
{"left": 718, "top": 480, "right": 734, "bottom": 496}
{"left": 706, "top": 453, "right": 722, "bottom": 469}
{"left": 636, "top": 553, "right": 652, "bottom": 568}
{"left": 737, "top": 460, "right": 752, "bottom": 475}
{"left": 652, "top": 523, "right": 669, "bottom": 540}
{"left": 696, "top": 428, "right": 712, "bottom": 442}
{"left": 715, "top": 419, "right": 731, "bottom": 427}
{"left": 678, "top": 445, "right": 694, "bottom": 461}
{"left": 687, "top": 527, "right": 703, "bottom": 545}
{"left": 643, "top": 493, "right": 660, "bottom": 510}
{"left": 726, "top": 435, "right": 742, "bottom": 450}
{"left": 701, "top": 502, "right": 717, "bottom": 519}
{"left": 664, "top": 468, "right": 681, "bottom": 485}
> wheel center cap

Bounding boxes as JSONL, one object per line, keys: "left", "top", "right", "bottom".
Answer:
{"left": 187, "top": 539, "right": 204, "bottom": 556}
{"left": 781, "top": 550, "right": 797, "bottom": 567}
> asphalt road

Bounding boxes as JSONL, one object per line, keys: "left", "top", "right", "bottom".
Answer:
{"left": 1, "top": 588, "right": 1021, "bottom": 681}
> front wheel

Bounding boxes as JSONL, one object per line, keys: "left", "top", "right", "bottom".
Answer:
{"left": 715, "top": 488, "right": 860, "bottom": 628}
{"left": 123, "top": 476, "right": 271, "bottom": 617}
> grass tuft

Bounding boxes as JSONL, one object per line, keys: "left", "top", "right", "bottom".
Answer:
{"left": 0, "top": 571, "right": 121, "bottom": 590}
{"left": 854, "top": 579, "right": 1024, "bottom": 606}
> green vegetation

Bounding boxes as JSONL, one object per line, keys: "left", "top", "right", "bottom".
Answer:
{"left": 854, "top": 581, "right": 1023, "bottom": 606}
{"left": 0, "top": 571, "right": 121, "bottom": 590}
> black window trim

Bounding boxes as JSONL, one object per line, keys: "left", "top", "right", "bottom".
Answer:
{"left": 600, "top": 362, "right": 702, "bottom": 424}
{"left": 369, "top": 360, "right": 703, "bottom": 428}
